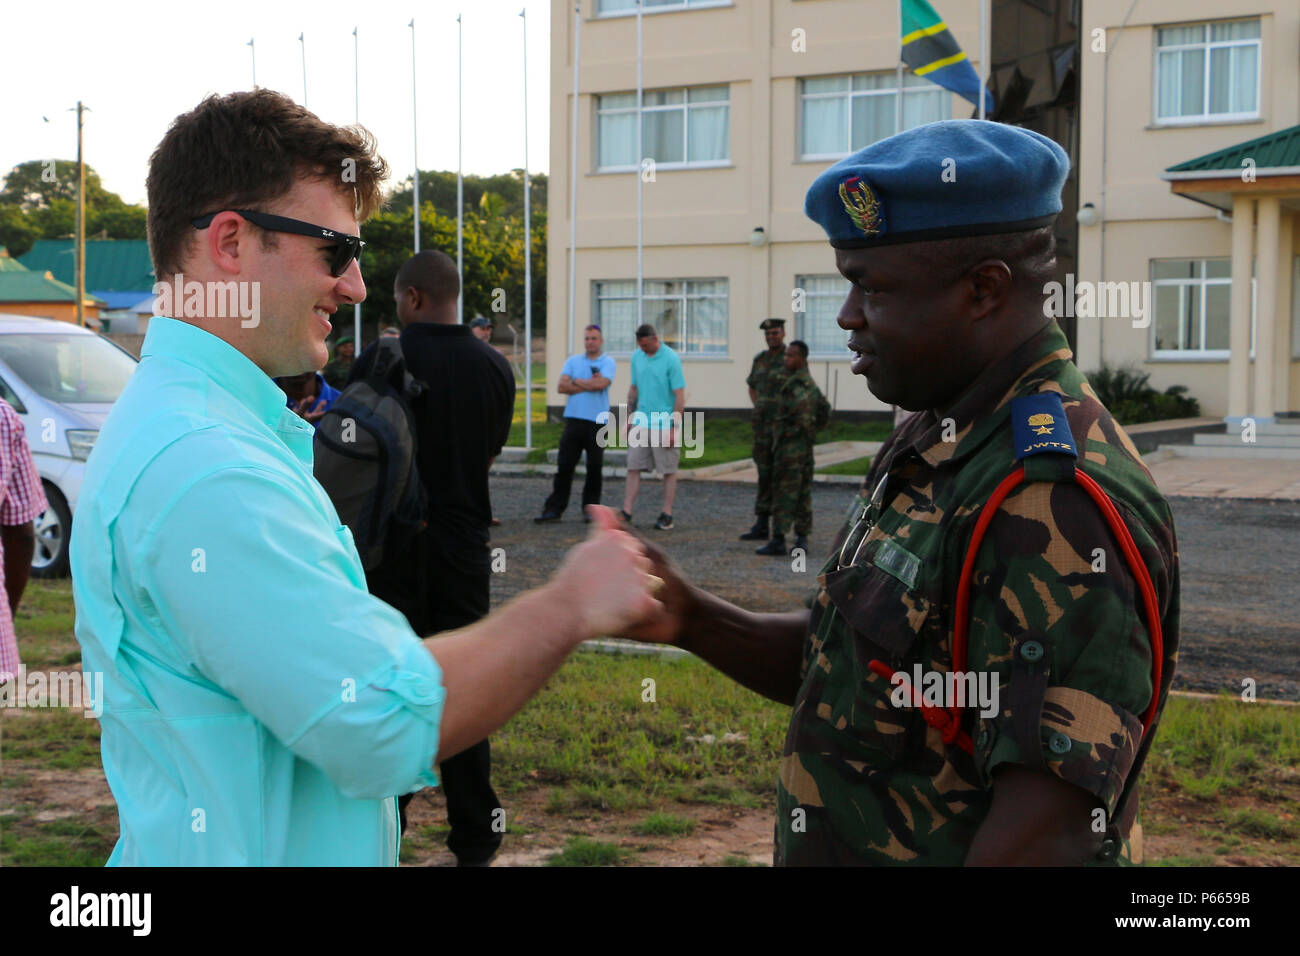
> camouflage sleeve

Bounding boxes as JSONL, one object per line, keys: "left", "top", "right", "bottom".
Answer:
{"left": 964, "top": 479, "right": 1160, "bottom": 817}
{"left": 746, "top": 356, "right": 760, "bottom": 390}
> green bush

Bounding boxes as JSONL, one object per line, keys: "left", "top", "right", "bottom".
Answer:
{"left": 1085, "top": 364, "right": 1200, "bottom": 425}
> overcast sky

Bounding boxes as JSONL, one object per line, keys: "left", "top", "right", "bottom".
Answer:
{"left": 0, "top": 0, "right": 551, "bottom": 207}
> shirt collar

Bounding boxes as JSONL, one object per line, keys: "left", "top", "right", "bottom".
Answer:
{"left": 140, "top": 316, "right": 298, "bottom": 430}
{"left": 893, "top": 321, "right": 1074, "bottom": 469}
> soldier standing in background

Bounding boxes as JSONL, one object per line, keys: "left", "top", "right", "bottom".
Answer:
{"left": 740, "top": 318, "right": 788, "bottom": 542}
{"left": 756, "top": 340, "right": 829, "bottom": 557}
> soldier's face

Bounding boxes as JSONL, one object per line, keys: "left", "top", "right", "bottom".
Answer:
{"left": 835, "top": 246, "right": 979, "bottom": 411}
{"left": 784, "top": 345, "right": 805, "bottom": 371}
{"left": 764, "top": 327, "right": 785, "bottom": 350}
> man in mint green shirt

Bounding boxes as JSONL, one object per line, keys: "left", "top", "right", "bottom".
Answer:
{"left": 70, "top": 90, "right": 660, "bottom": 866}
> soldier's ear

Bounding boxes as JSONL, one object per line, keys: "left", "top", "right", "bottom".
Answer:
{"left": 966, "top": 259, "right": 1013, "bottom": 321}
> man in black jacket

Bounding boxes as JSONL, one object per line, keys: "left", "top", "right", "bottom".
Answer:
{"left": 350, "top": 249, "right": 515, "bottom": 865}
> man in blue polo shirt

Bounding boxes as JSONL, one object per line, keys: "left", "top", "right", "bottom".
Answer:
{"left": 622, "top": 323, "right": 686, "bottom": 530}
{"left": 535, "top": 324, "right": 616, "bottom": 523}
{"left": 69, "top": 89, "right": 660, "bottom": 866}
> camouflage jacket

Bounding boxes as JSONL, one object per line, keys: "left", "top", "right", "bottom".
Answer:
{"left": 747, "top": 349, "right": 788, "bottom": 424}
{"left": 775, "top": 322, "right": 1180, "bottom": 866}
{"left": 774, "top": 367, "right": 831, "bottom": 447}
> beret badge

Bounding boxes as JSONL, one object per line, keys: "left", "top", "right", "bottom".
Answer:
{"left": 838, "top": 176, "right": 883, "bottom": 237}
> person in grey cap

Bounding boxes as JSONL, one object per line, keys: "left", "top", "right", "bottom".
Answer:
{"left": 469, "top": 316, "right": 494, "bottom": 344}
{"left": 740, "top": 318, "right": 788, "bottom": 542}
{"left": 622, "top": 120, "right": 1180, "bottom": 867}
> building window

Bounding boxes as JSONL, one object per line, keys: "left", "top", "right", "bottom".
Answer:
{"left": 1155, "top": 19, "right": 1260, "bottom": 123}
{"left": 799, "top": 73, "right": 947, "bottom": 159}
{"left": 597, "top": 87, "right": 730, "bottom": 170}
{"left": 1151, "top": 258, "right": 1258, "bottom": 357}
{"left": 794, "top": 275, "right": 851, "bottom": 357}
{"left": 593, "top": 279, "right": 729, "bottom": 355}
{"left": 596, "top": 0, "right": 730, "bottom": 13}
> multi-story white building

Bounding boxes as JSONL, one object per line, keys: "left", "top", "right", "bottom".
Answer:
{"left": 547, "top": 0, "right": 1300, "bottom": 421}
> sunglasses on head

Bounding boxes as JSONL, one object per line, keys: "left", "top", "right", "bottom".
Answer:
{"left": 191, "top": 209, "right": 365, "bottom": 277}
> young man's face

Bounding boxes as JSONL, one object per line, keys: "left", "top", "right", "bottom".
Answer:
{"left": 764, "top": 326, "right": 785, "bottom": 351}
{"left": 784, "top": 344, "right": 806, "bottom": 372}
{"left": 584, "top": 328, "right": 603, "bottom": 355}
{"left": 337, "top": 341, "right": 356, "bottom": 361}
{"left": 472, "top": 324, "right": 493, "bottom": 342}
{"left": 243, "top": 177, "right": 366, "bottom": 377}
{"left": 637, "top": 334, "right": 660, "bottom": 356}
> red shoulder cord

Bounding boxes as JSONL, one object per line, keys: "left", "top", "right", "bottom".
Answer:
{"left": 869, "top": 465, "right": 1164, "bottom": 755}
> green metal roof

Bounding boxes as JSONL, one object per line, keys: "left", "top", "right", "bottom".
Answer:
{"left": 0, "top": 270, "right": 106, "bottom": 304}
{"left": 1167, "top": 124, "right": 1300, "bottom": 173}
{"left": 0, "top": 255, "right": 29, "bottom": 273}
{"left": 17, "top": 239, "right": 155, "bottom": 292}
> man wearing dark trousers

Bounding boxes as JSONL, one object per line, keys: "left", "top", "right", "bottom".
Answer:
{"left": 350, "top": 249, "right": 515, "bottom": 866}
{"left": 535, "top": 324, "right": 615, "bottom": 524}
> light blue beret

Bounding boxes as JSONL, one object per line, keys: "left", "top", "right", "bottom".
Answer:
{"left": 804, "top": 119, "right": 1070, "bottom": 249}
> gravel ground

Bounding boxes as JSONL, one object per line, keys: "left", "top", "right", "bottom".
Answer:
{"left": 485, "top": 475, "right": 1300, "bottom": 700}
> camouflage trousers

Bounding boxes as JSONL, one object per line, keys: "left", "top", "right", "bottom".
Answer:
{"left": 752, "top": 418, "right": 776, "bottom": 516}
{"left": 771, "top": 438, "right": 814, "bottom": 536}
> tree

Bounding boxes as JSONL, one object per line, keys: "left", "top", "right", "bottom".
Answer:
{"left": 0, "top": 205, "right": 42, "bottom": 258}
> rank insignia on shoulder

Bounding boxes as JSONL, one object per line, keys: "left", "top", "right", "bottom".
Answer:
{"left": 1011, "top": 392, "right": 1077, "bottom": 460}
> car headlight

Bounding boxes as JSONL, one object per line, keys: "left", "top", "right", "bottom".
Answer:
{"left": 66, "top": 429, "right": 98, "bottom": 461}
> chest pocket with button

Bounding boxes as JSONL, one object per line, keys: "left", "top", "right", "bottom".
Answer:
{"left": 802, "top": 518, "right": 939, "bottom": 767}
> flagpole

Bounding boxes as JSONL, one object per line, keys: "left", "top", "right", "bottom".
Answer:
{"left": 895, "top": 61, "right": 903, "bottom": 134}
{"left": 635, "top": 0, "right": 644, "bottom": 330}
{"left": 457, "top": 12, "right": 464, "bottom": 325}
{"left": 353, "top": 26, "right": 362, "bottom": 352}
{"left": 298, "top": 33, "right": 307, "bottom": 107}
{"left": 521, "top": 7, "right": 532, "bottom": 450}
{"left": 248, "top": 38, "right": 256, "bottom": 87}
{"left": 410, "top": 19, "right": 419, "bottom": 254}
{"left": 568, "top": 1, "right": 581, "bottom": 356}
{"left": 978, "top": 0, "right": 988, "bottom": 120}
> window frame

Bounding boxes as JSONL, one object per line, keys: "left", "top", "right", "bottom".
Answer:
{"left": 593, "top": 0, "right": 732, "bottom": 18}
{"left": 1152, "top": 17, "right": 1262, "bottom": 126}
{"left": 595, "top": 86, "right": 731, "bottom": 172}
{"left": 794, "top": 274, "right": 853, "bottom": 360}
{"left": 591, "top": 278, "right": 730, "bottom": 357}
{"left": 797, "top": 72, "right": 949, "bottom": 161}
{"left": 1150, "top": 257, "right": 1255, "bottom": 360}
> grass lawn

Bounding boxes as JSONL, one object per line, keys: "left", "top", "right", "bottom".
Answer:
{"left": 6, "top": 579, "right": 1298, "bottom": 865}
{"left": 816, "top": 455, "right": 873, "bottom": 477}
{"left": 506, "top": 407, "right": 893, "bottom": 471}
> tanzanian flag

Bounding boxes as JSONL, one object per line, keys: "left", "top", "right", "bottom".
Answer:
{"left": 900, "top": 0, "right": 994, "bottom": 115}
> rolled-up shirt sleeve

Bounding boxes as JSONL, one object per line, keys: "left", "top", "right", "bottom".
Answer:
{"left": 139, "top": 465, "right": 444, "bottom": 800}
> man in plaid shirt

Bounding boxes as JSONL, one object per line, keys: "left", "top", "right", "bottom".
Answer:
{"left": 0, "top": 397, "right": 47, "bottom": 686}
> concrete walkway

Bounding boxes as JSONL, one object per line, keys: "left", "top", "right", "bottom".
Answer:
{"left": 496, "top": 436, "right": 1300, "bottom": 500}
{"left": 1143, "top": 449, "right": 1300, "bottom": 500}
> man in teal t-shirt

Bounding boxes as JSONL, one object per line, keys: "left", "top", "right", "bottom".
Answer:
{"left": 622, "top": 323, "right": 686, "bottom": 530}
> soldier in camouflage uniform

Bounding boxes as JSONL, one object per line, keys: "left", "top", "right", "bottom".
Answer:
{"left": 757, "top": 341, "right": 830, "bottom": 557}
{"left": 626, "top": 120, "right": 1180, "bottom": 866}
{"left": 740, "top": 319, "right": 789, "bottom": 541}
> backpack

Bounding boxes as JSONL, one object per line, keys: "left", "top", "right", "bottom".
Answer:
{"left": 313, "top": 337, "right": 427, "bottom": 572}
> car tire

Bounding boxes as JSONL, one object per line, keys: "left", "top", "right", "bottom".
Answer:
{"left": 32, "top": 482, "right": 71, "bottom": 579}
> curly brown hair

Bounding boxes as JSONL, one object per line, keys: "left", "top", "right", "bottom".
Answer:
{"left": 146, "top": 89, "right": 389, "bottom": 280}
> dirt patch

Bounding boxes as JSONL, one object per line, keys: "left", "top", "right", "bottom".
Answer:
{"left": 399, "top": 786, "right": 774, "bottom": 867}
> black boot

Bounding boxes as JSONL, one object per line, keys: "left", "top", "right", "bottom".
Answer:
{"left": 740, "top": 516, "right": 770, "bottom": 540}
{"left": 792, "top": 534, "right": 808, "bottom": 554}
{"left": 756, "top": 534, "right": 787, "bottom": 556}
